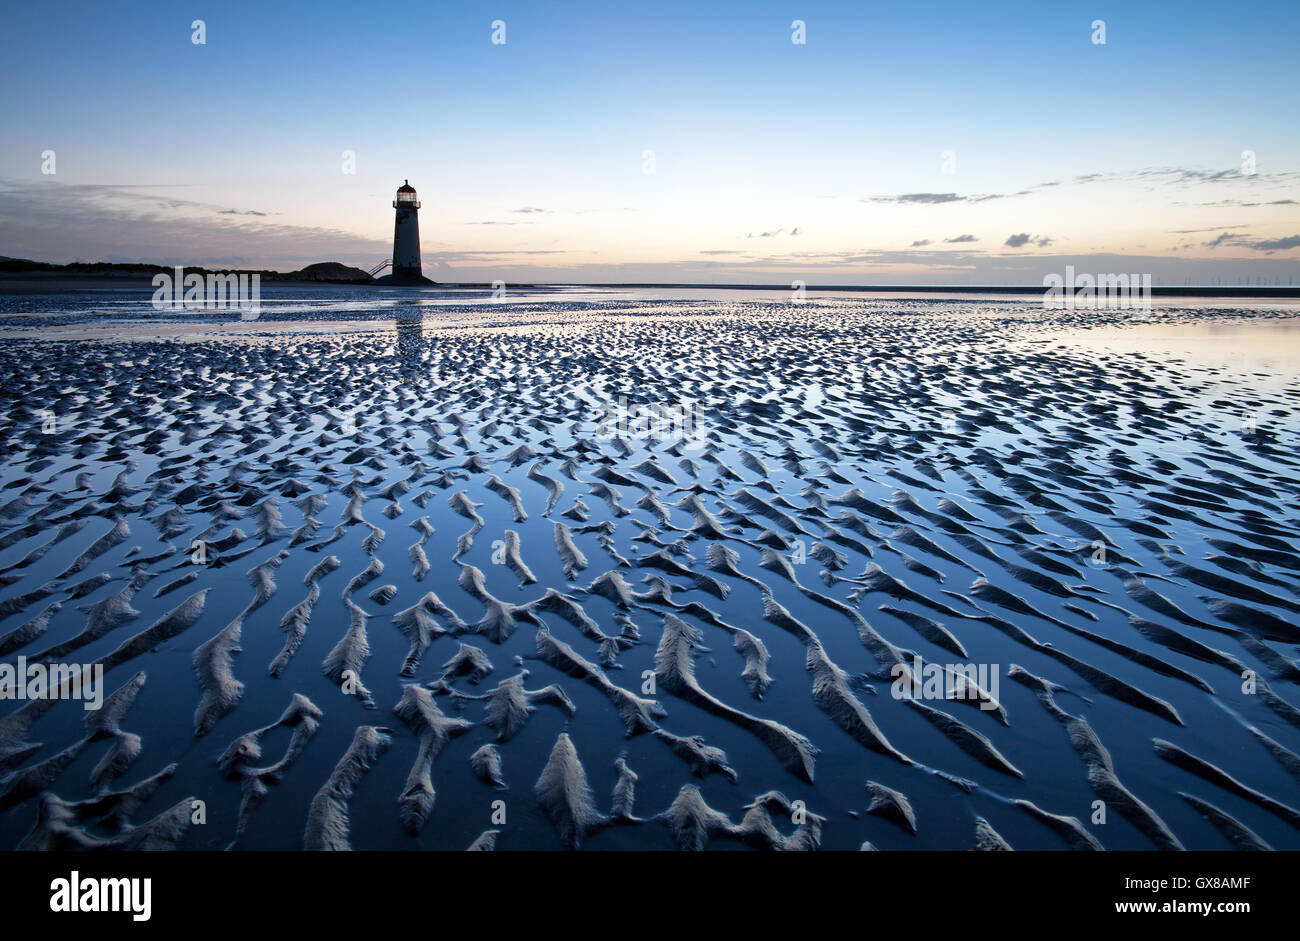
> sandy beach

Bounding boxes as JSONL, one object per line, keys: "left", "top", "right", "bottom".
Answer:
{"left": 0, "top": 288, "right": 1297, "bottom": 851}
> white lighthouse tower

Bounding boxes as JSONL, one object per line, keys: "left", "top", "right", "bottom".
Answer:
{"left": 391, "top": 180, "right": 424, "bottom": 284}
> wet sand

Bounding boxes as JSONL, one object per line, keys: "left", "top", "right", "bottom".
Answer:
{"left": 0, "top": 290, "right": 1297, "bottom": 851}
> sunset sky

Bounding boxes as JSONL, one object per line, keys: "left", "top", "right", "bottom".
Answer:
{"left": 1, "top": 0, "right": 1297, "bottom": 283}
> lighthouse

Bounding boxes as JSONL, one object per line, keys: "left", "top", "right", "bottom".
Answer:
{"left": 391, "top": 180, "right": 424, "bottom": 284}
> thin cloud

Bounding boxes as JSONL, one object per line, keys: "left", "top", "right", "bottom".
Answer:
{"left": 1004, "top": 233, "right": 1053, "bottom": 248}
{"left": 864, "top": 166, "right": 1300, "bottom": 207}
{"left": 1192, "top": 198, "right": 1299, "bottom": 207}
{"left": 0, "top": 178, "right": 386, "bottom": 268}
{"left": 1204, "top": 231, "right": 1241, "bottom": 248}
{"left": 866, "top": 193, "right": 964, "bottom": 205}
{"left": 1252, "top": 234, "right": 1300, "bottom": 251}
{"left": 1201, "top": 231, "right": 1300, "bottom": 251}
{"left": 425, "top": 250, "right": 571, "bottom": 262}
{"left": 1171, "top": 225, "right": 1250, "bottom": 234}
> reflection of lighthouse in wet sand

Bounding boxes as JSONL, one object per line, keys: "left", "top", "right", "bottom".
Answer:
{"left": 384, "top": 180, "right": 434, "bottom": 285}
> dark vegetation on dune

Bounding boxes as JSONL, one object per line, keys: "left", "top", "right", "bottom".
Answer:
{"left": 0, "top": 258, "right": 372, "bottom": 283}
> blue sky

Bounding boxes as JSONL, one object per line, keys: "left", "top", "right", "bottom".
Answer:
{"left": 1, "top": 0, "right": 1297, "bottom": 282}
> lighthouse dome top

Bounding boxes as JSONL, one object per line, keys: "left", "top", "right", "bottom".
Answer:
{"left": 396, "top": 180, "right": 416, "bottom": 193}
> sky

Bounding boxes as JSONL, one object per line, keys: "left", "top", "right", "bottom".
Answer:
{"left": 1, "top": 0, "right": 1297, "bottom": 284}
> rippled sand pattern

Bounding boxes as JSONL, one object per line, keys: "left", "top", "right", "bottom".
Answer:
{"left": 1, "top": 298, "right": 1298, "bottom": 851}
